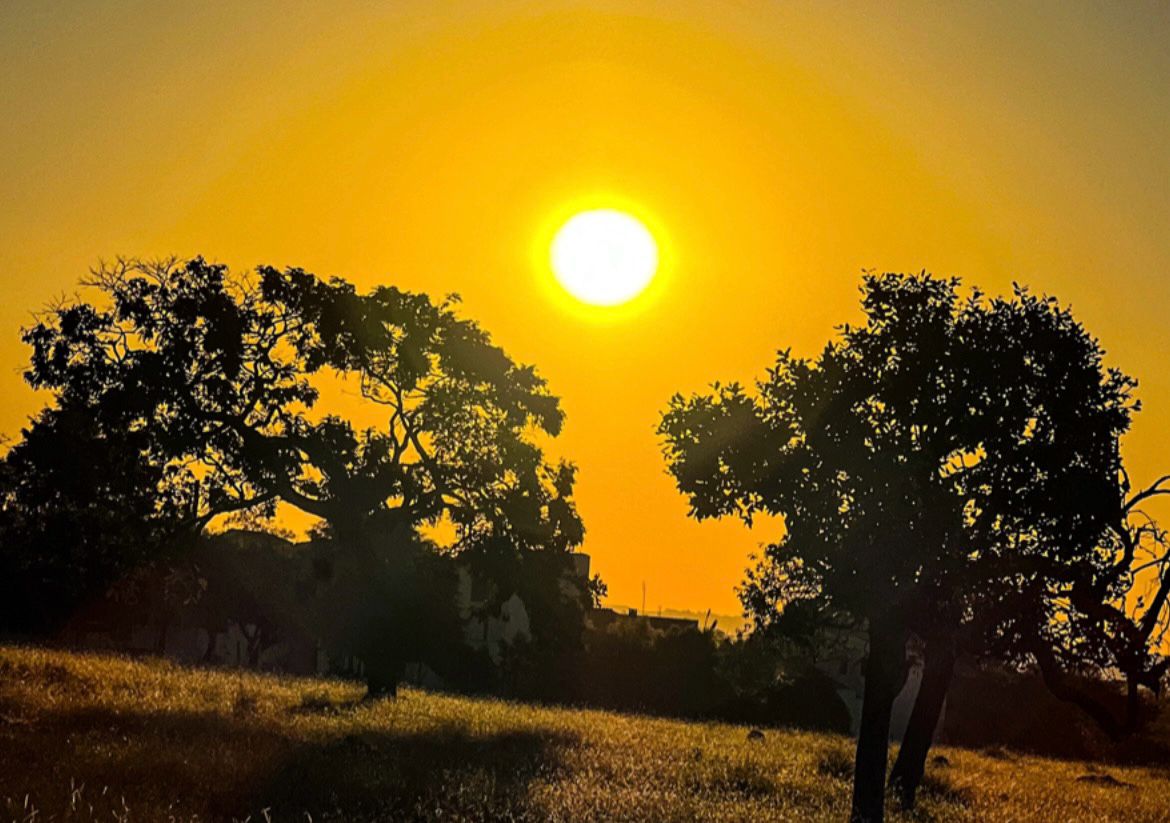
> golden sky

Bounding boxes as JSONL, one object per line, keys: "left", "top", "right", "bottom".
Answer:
{"left": 2, "top": 1, "right": 1168, "bottom": 616}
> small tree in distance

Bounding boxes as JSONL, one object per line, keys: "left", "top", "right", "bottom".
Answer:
{"left": 659, "top": 273, "right": 1163, "bottom": 822}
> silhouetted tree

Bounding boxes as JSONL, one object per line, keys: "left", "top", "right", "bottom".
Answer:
{"left": 660, "top": 273, "right": 1143, "bottom": 821}
{"left": 966, "top": 474, "right": 1170, "bottom": 738}
{"left": 7, "top": 258, "right": 584, "bottom": 690}
{"left": 0, "top": 406, "right": 189, "bottom": 633}
{"left": 491, "top": 548, "right": 604, "bottom": 700}
{"left": 888, "top": 399, "right": 1169, "bottom": 803}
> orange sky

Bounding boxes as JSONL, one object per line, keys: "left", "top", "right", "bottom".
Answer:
{"left": 2, "top": 1, "right": 1169, "bottom": 616}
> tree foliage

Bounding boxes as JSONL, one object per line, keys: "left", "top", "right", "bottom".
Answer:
{"left": 659, "top": 272, "right": 1167, "bottom": 820}
{"left": 3, "top": 257, "right": 585, "bottom": 640}
{"left": 662, "top": 275, "right": 1133, "bottom": 628}
{"left": 0, "top": 406, "right": 186, "bottom": 633}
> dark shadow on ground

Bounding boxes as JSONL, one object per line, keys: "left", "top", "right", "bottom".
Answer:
{"left": 0, "top": 700, "right": 577, "bottom": 821}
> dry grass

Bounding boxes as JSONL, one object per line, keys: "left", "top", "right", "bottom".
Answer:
{"left": 1, "top": 645, "right": 1167, "bottom": 821}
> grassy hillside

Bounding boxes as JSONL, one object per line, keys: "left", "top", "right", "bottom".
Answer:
{"left": 0, "top": 646, "right": 1166, "bottom": 822}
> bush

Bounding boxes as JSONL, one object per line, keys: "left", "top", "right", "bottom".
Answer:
{"left": 500, "top": 616, "right": 851, "bottom": 733}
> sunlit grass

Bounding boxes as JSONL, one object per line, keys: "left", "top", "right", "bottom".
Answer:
{"left": 0, "top": 645, "right": 1166, "bottom": 821}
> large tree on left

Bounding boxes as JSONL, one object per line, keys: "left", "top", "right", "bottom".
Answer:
{"left": 1, "top": 258, "right": 583, "bottom": 678}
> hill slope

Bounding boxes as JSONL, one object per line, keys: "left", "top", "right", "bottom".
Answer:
{"left": 0, "top": 645, "right": 1166, "bottom": 821}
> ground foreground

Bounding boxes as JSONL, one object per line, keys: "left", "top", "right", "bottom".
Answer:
{"left": 0, "top": 646, "right": 1167, "bottom": 821}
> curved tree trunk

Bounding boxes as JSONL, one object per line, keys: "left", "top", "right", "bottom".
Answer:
{"left": 889, "top": 637, "right": 955, "bottom": 809}
{"left": 1032, "top": 642, "right": 1129, "bottom": 740}
{"left": 851, "top": 615, "right": 907, "bottom": 823}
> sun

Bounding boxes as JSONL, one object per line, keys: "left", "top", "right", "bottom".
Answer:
{"left": 550, "top": 209, "right": 659, "bottom": 306}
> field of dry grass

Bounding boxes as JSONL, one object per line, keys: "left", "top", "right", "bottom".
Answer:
{"left": 0, "top": 645, "right": 1167, "bottom": 822}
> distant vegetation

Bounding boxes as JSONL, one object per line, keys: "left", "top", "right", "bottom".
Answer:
{"left": 2, "top": 646, "right": 1168, "bottom": 822}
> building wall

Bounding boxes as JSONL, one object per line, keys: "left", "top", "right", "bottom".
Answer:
{"left": 456, "top": 566, "right": 533, "bottom": 663}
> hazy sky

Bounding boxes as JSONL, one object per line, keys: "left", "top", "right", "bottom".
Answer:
{"left": 2, "top": 1, "right": 1168, "bottom": 615}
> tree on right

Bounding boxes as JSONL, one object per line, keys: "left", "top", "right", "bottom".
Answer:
{"left": 659, "top": 273, "right": 1169, "bottom": 823}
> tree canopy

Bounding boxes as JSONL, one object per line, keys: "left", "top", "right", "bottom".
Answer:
{"left": 659, "top": 273, "right": 1167, "bottom": 821}
{"left": 3, "top": 257, "right": 585, "bottom": 640}
{"left": 661, "top": 275, "right": 1132, "bottom": 628}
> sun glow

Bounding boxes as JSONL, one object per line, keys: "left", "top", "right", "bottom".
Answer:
{"left": 550, "top": 209, "right": 659, "bottom": 306}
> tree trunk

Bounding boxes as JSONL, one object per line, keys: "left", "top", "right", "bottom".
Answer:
{"left": 889, "top": 637, "right": 955, "bottom": 809}
{"left": 363, "top": 654, "right": 401, "bottom": 699}
{"left": 1033, "top": 642, "right": 1128, "bottom": 740}
{"left": 154, "top": 606, "right": 170, "bottom": 656}
{"left": 851, "top": 615, "right": 907, "bottom": 823}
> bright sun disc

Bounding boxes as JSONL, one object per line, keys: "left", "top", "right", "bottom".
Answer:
{"left": 551, "top": 209, "right": 658, "bottom": 306}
